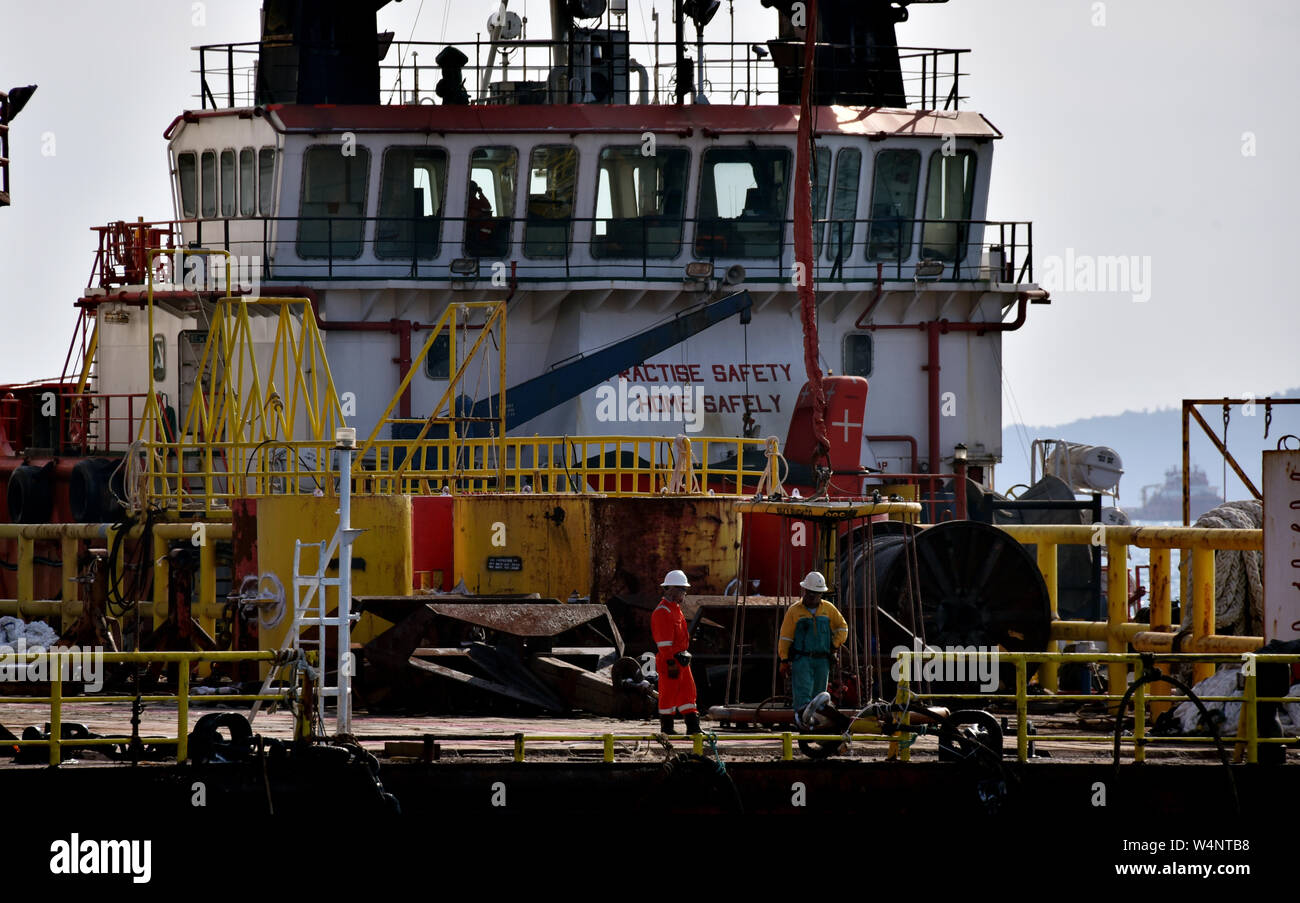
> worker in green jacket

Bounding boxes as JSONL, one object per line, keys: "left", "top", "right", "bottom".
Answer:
{"left": 778, "top": 571, "right": 849, "bottom": 720}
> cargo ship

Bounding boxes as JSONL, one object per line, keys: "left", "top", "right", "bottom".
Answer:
{"left": 0, "top": 0, "right": 1296, "bottom": 845}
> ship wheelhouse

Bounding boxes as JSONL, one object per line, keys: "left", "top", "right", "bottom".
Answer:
{"left": 164, "top": 104, "right": 1005, "bottom": 287}
{"left": 71, "top": 0, "right": 1044, "bottom": 493}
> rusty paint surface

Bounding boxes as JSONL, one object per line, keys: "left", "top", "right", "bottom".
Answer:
{"left": 453, "top": 495, "right": 593, "bottom": 598}
{"left": 590, "top": 496, "right": 740, "bottom": 607}
{"left": 424, "top": 603, "right": 610, "bottom": 637}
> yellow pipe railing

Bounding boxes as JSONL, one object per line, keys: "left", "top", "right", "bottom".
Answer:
{"left": 997, "top": 524, "right": 1264, "bottom": 695}
{"left": 0, "top": 522, "right": 231, "bottom": 624}
{"left": 0, "top": 651, "right": 280, "bottom": 766}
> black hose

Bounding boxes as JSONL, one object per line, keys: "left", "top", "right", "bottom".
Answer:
{"left": 1111, "top": 660, "right": 1239, "bottom": 813}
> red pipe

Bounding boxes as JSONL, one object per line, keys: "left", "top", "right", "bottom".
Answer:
{"left": 868, "top": 433, "right": 920, "bottom": 478}
{"left": 860, "top": 290, "right": 1043, "bottom": 517}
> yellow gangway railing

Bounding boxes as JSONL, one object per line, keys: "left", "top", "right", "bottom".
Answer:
{"left": 0, "top": 650, "right": 281, "bottom": 765}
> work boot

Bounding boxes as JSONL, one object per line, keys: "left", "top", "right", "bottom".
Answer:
{"left": 683, "top": 712, "right": 701, "bottom": 735}
{"left": 659, "top": 716, "right": 676, "bottom": 735}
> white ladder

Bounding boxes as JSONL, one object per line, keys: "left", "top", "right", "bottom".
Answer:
{"left": 250, "top": 435, "right": 363, "bottom": 735}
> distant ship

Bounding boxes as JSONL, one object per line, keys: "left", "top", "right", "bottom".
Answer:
{"left": 1128, "top": 465, "right": 1222, "bottom": 522}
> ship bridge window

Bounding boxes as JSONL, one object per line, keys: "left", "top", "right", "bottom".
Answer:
{"left": 200, "top": 150, "right": 217, "bottom": 218}
{"left": 524, "top": 145, "right": 579, "bottom": 259}
{"left": 239, "top": 148, "right": 256, "bottom": 216}
{"left": 811, "top": 146, "right": 830, "bottom": 258}
{"left": 377, "top": 147, "right": 448, "bottom": 259}
{"left": 843, "top": 333, "right": 873, "bottom": 378}
{"left": 258, "top": 148, "right": 276, "bottom": 215}
{"left": 592, "top": 146, "right": 689, "bottom": 259}
{"left": 866, "top": 149, "right": 920, "bottom": 261}
{"left": 220, "top": 150, "right": 236, "bottom": 217}
{"left": 696, "top": 146, "right": 791, "bottom": 259}
{"left": 465, "top": 146, "right": 517, "bottom": 258}
{"left": 827, "top": 148, "right": 862, "bottom": 262}
{"left": 178, "top": 152, "right": 197, "bottom": 219}
{"left": 920, "top": 150, "right": 977, "bottom": 261}
{"left": 297, "top": 145, "right": 371, "bottom": 259}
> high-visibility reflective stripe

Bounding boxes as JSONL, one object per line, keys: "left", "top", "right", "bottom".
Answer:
{"left": 678, "top": 704, "right": 697, "bottom": 713}
{"left": 780, "top": 634, "right": 794, "bottom": 641}
{"left": 656, "top": 640, "right": 673, "bottom": 647}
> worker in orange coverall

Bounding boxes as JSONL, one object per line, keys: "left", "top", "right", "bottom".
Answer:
{"left": 652, "top": 569, "right": 701, "bottom": 735}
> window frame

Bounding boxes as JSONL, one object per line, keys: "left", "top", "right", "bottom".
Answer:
{"left": 200, "top": 150, "right": 218, "bottom": 219}
{"left": 463, "top": 144, "right": 520, "bottom": 259}
{"left": 826, "top": 147, "right": 863, "bottom": 262}
{"left": 693, "top": 144, "right": 794, "bottom": 260}
{"left": 375, "top": 145, "right": 450, "bottom": 260}
{"left": 919, "top": 148, "right": 978, "bottom": 263}
{"left": 865, "top": 148, "right": 922, "bottom": 262}
{"left": 522, "top": 144, "right": 580, "bottom": 260}
{"left": 258, "top": 147, "right": 277, "bottom": 216}
{"left": 295, "top": 143, "right": 372, "bottom": 260}
{"left": 591, "top": 143, "right": 691, "bottom": 261}
{"left": 238, "top": 147, "right": 256, "bottom": 217}
{"left": 219, "top": 147, "right": 237, "bottom": 218}
{"left": 842, "top": 332, "right": 874, "bottom": 378}
{"left": 177, "top": 152, "right": 198, "bottom": 219}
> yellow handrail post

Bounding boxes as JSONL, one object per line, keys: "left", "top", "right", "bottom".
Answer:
{"left": 1015, "top": 657, "right": 1028, "bottom": 762}
{"left": 692, "top": 733, "right": 704, "bottom": 756}
{"left": 1148, "top": 549, "right": 1173, "bottom": 718}
{"left": 513, "top": 733, "right": 526, "bottom": 762}
{"left": 1037, "top": 541, "right": 1059, "bottom": 692}
{"left": 782, "top": 732, "right": 793, "bottom": 761}
{"left": 1191, "top": 547, "right": 1215, "bottom": 683}
{"left": 1106, "top": 540, "right": 1128, "bottom": 712}
{"left": 1243, "top": 664, "right": 1258, "bottom": 765}
{"left": 153, "top": 527, "right": 169, "bottom": 629}
{"left": 177, "top": 661, "right": 190, "bottom": 762}
{"left": 603, "top": 734, "right": 615, "bottom": 763}
{"left": 61, "top": 536, "right": 79, "bottom": 629}
{"left": 1133, "top": 676, "right": 1146, "bottom": 763}
{"left": 198, "top": 538, "right": 216, "bottom": 677}
{"left": 16, "top": 535, "right": 33, "bottom": 604}
{"left": 49, "top": 654, "right": 62, "bottom": 767}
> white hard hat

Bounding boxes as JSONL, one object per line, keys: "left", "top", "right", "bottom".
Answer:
{"left": 799, "top": 571, "right": 829, "bottom": 593}
{"left": 661, "top": 569, "right": 691, "bottom": 588}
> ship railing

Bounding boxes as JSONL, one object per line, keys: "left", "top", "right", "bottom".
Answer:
{"left": 193, "top": 40, "right": 967, "bottom": 111}
{"left": 57, "top": 392, "right": 147, "bottom": 456}
{"left": 136, "top": 433, "right": 780, "bottom": 514}
{"left": 999, "top": 524, "right": 1267, "bottom": 698}
{"left": 0, "top": 522, "right": 233, "bottom": 655}
{"left": 164, "top": 215, "right": 1033, "bottom": 287}
{"left": 0, "top": 650, "right": 282, "bottom": 767}
{"left": 3, "top": 649, "right": 1293, "bottom": 767}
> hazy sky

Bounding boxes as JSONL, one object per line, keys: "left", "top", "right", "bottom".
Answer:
{"left": 1, "top": 0, "right": 1296, "bottom": 427}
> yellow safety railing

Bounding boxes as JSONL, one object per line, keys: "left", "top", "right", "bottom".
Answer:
{"left": 896, "top": 650, "right": 1300, "bottom": 764}
{"left": 0, "top": 522, "right": 231, "bottom": 638}
{"left": 998, "top": 524, "right": 1263, "bottom": 696}
{"left": 0, "top": 650, "right": 280, "bottom": 765}
{"left": 135, "top": 253, "right": 347, "bottom": 514}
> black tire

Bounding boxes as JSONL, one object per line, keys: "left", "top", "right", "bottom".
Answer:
{"left": 188, "top": 712, "right": 254, "bottom": 764}
{"left": 70, "top": 457, "right": 125, "bottom": 523}
{"left": 937, "top": 709, "right": 1003, "bottom": 766}
{"left": 7, "top": 463, "right": 54, "bottom": 523}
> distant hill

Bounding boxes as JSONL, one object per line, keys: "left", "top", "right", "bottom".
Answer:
{"left": 1000, "top": 388, "right": 1300, "bottom": 510}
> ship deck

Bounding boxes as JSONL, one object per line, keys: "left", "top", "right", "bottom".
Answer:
{"left": 0, "top": 698, "right": 1273, "bottom": 765}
